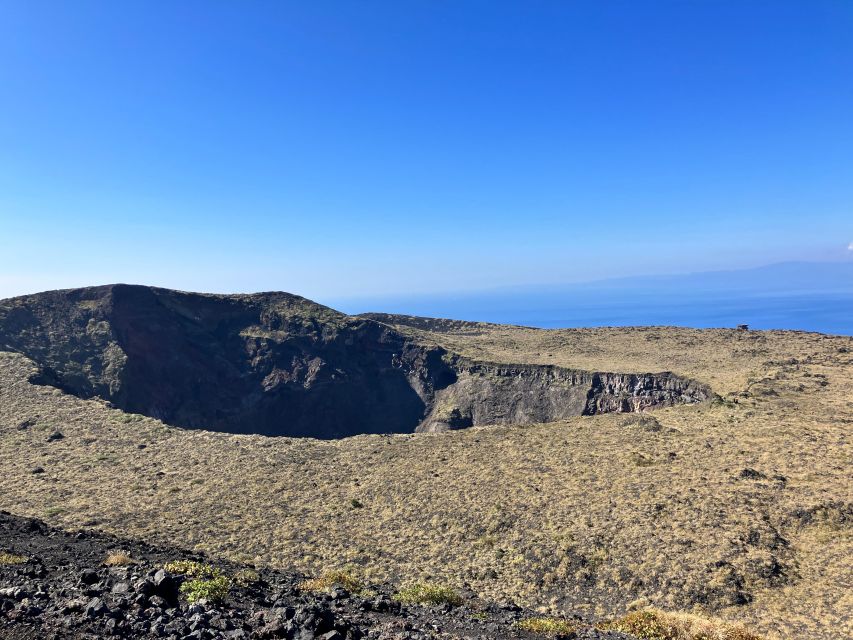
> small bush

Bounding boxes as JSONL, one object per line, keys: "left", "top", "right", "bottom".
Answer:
{"left": 300, "top": 570, "right": 364, "bottom": 594}
{"left": 0, "top": 552, "right": 27, "bottom": 565}
{"left": 164, "top": 560, "right": 222, "bottom": 579}
{"left": 517, "top": 617, "right": 576, "bottom": 636}
{"left": 104, "top": 552, "right": 135, "bottom": 567}
{"left": 601, "top": 609, "right": 765, "bottom": 640}
{"left": 180, "top": 575, "right": 230, "bottom": 604}
{"left": 396, "top": 582, "right": 462, "bottom": 607}
{"left": 233, "top": 568, "right": 260, "bottom": 587}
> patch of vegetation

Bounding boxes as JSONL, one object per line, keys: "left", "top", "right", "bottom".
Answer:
{"left": 396, "top": 582, "right": 462, "bottom": 607}
{"left": 630, "top": 452, "right": 655, "bottom": 467}
{"left": 103, "top": 552, "right": 135, "bottom": 566}
{"left": 0, "top": 552, "right": 27, "bottom": 565}
{"left": 164, "top": 560, "right": 222, "bottom": 579}
{"left": 600, "top": 609, "right": 765, "bottom": 640}
{"left": 44, "top": 506, "right": 65, "bottom": 517}
{"left": 300, "top": 569, "right": 364, "bottom": 594}
{"left": 233, "top": 568, "right": 260, "bottom": 586}
{"left": 180, "top": 575, "right": 230, "bottom": 604}
{"left": 517, "top": 617, "right": 576, "bottom": 636}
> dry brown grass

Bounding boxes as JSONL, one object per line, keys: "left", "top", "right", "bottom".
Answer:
{"left": 601, "top": 608, "right": 765, "bottom": 640}
{"left": 1, "top": 325, "right": 851, "bottom": 640}
{"left": 299, "top": 569, "right": 364, "bottom": 594}
{"left": 395, "top": 582, "right": 462, "bottom": 606}
{"left": 0, "top": 551, "right": 27, "bottom": 565}
{"left": 517, "top": 616, "right": 577, "bottom": 635}
{"left": 103, "top": 551, "right": 135, "bottom": 566}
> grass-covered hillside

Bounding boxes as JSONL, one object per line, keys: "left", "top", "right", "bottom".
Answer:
{"left": 1, "top": 317, "right": 850, "bottom": 639}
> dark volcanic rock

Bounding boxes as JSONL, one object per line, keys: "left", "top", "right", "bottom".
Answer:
{"left": 418, "top": 362, "right": 709, "bottom": 432}
{"left": 0, "top": 285, "right": 457, "bottom": 438}
{"left": 0, "top": 511, "right": 636, "bottom": 640}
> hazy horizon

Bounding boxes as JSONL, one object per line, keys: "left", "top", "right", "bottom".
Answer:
{"left": 327, "top": 261, "right": 853, "bottom": 335}
{"left": 3, "top": 260, "right": 852, "bottom": 335}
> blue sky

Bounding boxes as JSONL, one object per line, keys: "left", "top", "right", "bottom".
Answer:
{"left": 1, "top": 1, "right": 852, "bottom": 301}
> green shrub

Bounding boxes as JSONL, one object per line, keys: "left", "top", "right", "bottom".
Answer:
{"left": 164, "top": 560, "right": 222, "bottom": 579}
{"left": 396, "top": 582, "right": 462, "bottom": 607}
{"left": 180, "top": 575, "right": 230, "bottom": 604}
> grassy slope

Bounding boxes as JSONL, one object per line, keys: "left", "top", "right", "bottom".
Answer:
{"left": 0, "top": 325, "right": 851, "bottom": 640}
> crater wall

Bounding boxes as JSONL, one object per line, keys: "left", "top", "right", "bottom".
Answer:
{"left": 418, "top": 360, "right": 711, "bottom": 432}
{"left": 0, "top": 285, "right": 712, "bottom": 438}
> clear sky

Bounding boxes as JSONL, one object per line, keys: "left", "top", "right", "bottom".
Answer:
{"left": 1, "top": 1, "right": 852, "bottom": 301}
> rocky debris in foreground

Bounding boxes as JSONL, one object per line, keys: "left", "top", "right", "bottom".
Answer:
{"left": 0, "top": 512, "right": 633, "bottom": 640}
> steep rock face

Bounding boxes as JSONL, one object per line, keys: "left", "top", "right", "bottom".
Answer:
{"left": 584, "top": 371, "right": 710, "bottom": 414}
{"left": 418, "top": 362, "right": 711, "bottom": 432}
{"left": 0, "top": 285, "right": 457, "bottom": 438}
{"left": 0, "top": 285, "right": 711, "bottom": 438}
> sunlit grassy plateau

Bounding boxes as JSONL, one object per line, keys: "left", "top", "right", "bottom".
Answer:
{"left": 1, "top": 320, "right": 850, "bottom": 639}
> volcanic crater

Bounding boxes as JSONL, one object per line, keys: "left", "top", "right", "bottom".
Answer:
{"left": 0, "top": 284, "right": 711, "bottom": 438}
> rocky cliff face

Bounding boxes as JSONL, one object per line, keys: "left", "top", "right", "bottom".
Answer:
{"left": 0, "top": 285, "right": 711, "bottom": 438}
{"left": 418, "top": 361, "right": 711, "bottom": 432}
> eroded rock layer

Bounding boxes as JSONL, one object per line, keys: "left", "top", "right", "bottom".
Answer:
{"left": 418, "top": 362, "right": 711, "bottom": 432}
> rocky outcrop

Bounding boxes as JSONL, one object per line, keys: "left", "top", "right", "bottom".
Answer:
{"left": 0, "top": 285, "right": 711, "bottom": 438}
{"left": 418, "top": 361, "right": 711, "bottom": 432}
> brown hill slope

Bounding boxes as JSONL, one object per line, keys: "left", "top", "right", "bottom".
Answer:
{"left": 0, "top": 295, "right": 850, "bottom": 639}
